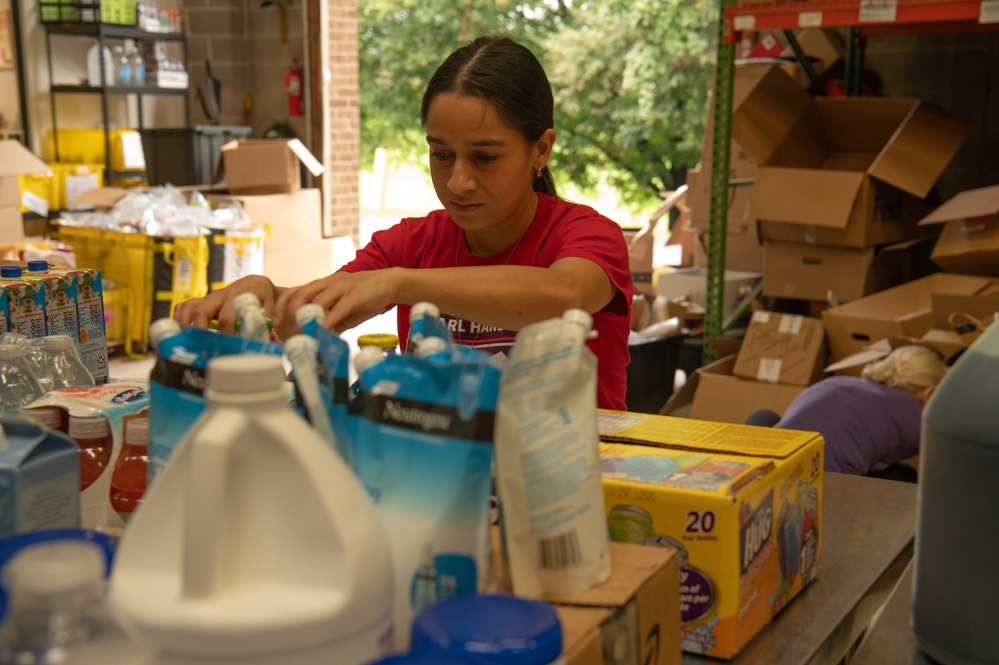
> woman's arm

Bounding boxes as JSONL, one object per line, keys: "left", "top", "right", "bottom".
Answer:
{"left": 273, "top": 257, "right": 616, "bottom": 334}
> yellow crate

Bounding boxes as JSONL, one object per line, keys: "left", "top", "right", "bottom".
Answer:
{"left": 57, "top": 225, "right": 209, "bottom": 356}
{"left": 43, "top": 129, "right": 146, "bottom": 173}
{"left": 18, "top": 172, "right": 56, "bottom": 214}
{"left": 19, "top": 163, "right": 107, "bottom": 213}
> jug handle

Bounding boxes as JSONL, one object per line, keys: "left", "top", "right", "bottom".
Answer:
{"left": 182, "top": 415, "right": 242, "bottom": 598}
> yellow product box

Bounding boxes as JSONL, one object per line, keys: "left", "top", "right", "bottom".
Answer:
{"left": 596, "top": 410, "right": 824, "bottom": 659}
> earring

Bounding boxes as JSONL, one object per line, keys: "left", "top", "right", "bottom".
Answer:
{"left": 535, "top": 167, "right": 543, "bottom": 179}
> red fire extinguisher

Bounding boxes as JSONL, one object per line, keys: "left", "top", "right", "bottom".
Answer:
{"left": 285, "top": 57, "right": 303, "bottom": 117}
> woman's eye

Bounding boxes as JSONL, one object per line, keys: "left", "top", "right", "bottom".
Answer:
{"left": 430, "top": 151, "right": 452, "bottom": 161}
{"left": 476, "top": 154, "right": 498, "bottom": 164}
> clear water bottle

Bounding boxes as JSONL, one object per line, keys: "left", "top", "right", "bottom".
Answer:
{"left": 126, "top": 40, "right": 145, "bottom": 86}
{"left": 41, "top": 335, "right": 95, "bottom": 390}
{"left": 0, "top": 540, "right": 146, "bottom": 664}
{"left": 0, "top": 344, "right": 44, "bottom": 412}
{"left": 114, "top": 45, "right": 131, "bottom": 86}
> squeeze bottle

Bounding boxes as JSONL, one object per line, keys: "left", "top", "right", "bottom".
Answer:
{"left": 913, "top": 320, "right": 999, "bottom": 665}
{"left": 107, "top": 354, "right": 394, "bottom": 665}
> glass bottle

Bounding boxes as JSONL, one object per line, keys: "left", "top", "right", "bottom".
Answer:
{"left": 41, "top": 334, "right": 95, "bottom": 390}
{"left": 0, "top": 540, "right": 145, "bottom": 665}
{"left": 68, "top": 415, "right": 113, "bottom": 492}
{"left": 109, "top": 416, "right": 150, "bottom": 522}
{"left": 0, "top": 344, "right": 44, "bottom": 412}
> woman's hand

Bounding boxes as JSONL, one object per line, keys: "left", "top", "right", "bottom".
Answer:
{"left": 173, "top": 275, "right": 283, "bottom": 335}
{"left": 274, "top": 269, "right": 402, "bottom": 334}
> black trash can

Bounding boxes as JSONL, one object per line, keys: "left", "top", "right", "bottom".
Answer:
{"left": 625, "top": 331, "right": 687, "bottom": 414}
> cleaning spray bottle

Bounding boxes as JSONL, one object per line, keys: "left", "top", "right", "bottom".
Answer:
{"left": 108, "top": 354, "right": 394, "bottom": 665}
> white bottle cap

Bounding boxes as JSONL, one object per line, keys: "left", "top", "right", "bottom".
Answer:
{"left": 231, "top": 292, "right": 263, "bottom": 318}
{"left": 42, "top": 334, "right": 75, "bottom": 351}
{"left": 415, "top": 336, "right": 448, "bottom": 358}
{"left": 5, "top": 540, "right": 104, "bottom": 598}
{"left": 125, "top": 416, "right": 150, "bottom": 447}
{"left": 205, "top": 354, "right": 286, "bottom": 396}
{"left": 410, "top": 302, "right": 441, "bottom": 322}
{"left": 295, "top": 304, "right": 327, "bottom": 329}
{"left": 149, "top": 318, "right": 182, "bottom": 349}
{"left": 22, "top": 406, "right": 62, "bottom": 429}
{"left": 562, "top": 308, "right": 593, "bottom": 332}
{"left": 69, "top": 415, "right": 110, "bottom": 439}
{"left": 353, "top": 345, "right": 386, "bottom": 376}
{"left": 284, "top": 334, "right": 319, "bottom": 361}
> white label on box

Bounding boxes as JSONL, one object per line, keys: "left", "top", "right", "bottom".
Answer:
{"left": 597, "top": 411, "right": 648, "bottom": 436}
{"left": 174, "top": 256, "right": 193, "bottom": 292}
{"left": 21, "top": 190, "right": 49, "bottom": 217}
{"left": 859, "top": 0, "right": 898, "bottom": 23}
{"left": 982, "top": 1, "right": 999, "bottom": 24}
{"left": 778, "top": 314, "right": 804, "bottom": 335}
{"left": 65, "top": 172, "right": 101, "bottom": 210}
{"left": 757, "top": 358, "right": 783, "bottom": 383}
{"left": 798, "top": 11, "right": 823, "bottom": 27}
{"left": 119, "top": 132, "right": 147, "bottom": 170}
{"left": 733, "top": 15, "right": 756, "bottom": 31}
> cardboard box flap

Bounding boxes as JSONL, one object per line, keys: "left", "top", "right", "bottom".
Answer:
{"left": 918, "top": 184, "right": 999, "bottom": 227}
{"left": 868, "top": 103, "right": 971, "bottom": 199}
{"left": 545, "top": 542, "right": 676, "bottom": 608}
{"left": 597, "top": 410, "right": 817, "bottom": 460}
{"left": 285, "top": 138, "right": 325, "bottom": 177}
{"left": 66, "top": 186, "right": 130, "bottom": 211}
{"left": 731, "top": 64, "right": 815, "bottom": 167}
{"left": 0, "top": 142, "right": 50, "bottom": 178}
{"left": 752, "top": 168, "right": 865, "bottom": 228}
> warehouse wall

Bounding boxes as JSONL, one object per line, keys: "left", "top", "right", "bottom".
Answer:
{"left": 864, "top": 31, "right": 998, "bottom": 203}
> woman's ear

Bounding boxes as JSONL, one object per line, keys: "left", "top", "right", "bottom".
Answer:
{"left": 917, "top": 386, "right": 935, "bottom": 405}
{"left": 534, "top": 128, "right": 556, "bottom": 168}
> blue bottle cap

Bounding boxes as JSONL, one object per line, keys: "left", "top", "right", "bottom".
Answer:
{"left": 0, "top": 265, "right": 23, "bottom": 278}
{"left": 411, "top": 594, "right": 562, "bottom": 665}
{"left": 367, "top": 650, "right": 488, "bottom": 664}
{"left": 26, "top": 260, "right": 49, "bottom": 272}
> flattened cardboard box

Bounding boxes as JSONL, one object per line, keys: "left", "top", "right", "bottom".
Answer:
{"left": 918, "top": 184, "right": 999, "bottom": 277}
{"left": 733, "top": 311, "right": 826, "bottom": 386}
{"left": 596, "top": 410, "right": 823, "bottom": 659}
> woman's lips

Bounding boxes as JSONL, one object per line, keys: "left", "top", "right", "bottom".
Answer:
{"left": 449, "top": 201, "right": 483, "bottom": 214}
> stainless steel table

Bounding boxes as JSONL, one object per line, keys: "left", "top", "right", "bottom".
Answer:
{"left": 682, "top": 472, "right": 918, "bottom": 665}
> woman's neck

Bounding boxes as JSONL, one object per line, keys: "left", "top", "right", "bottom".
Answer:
{"left": 464, "top": 193, "right": 540, "bottom": 257}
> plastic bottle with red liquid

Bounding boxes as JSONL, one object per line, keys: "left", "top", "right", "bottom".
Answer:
{"left": 68, "top": 415, "right": 112, "bottom": 492}
{"left": 110, "top": 416, "right": 149, "bottom": 522}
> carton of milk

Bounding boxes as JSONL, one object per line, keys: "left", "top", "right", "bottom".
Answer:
{"left": 0, "top": 416, "right": 81, "bottom": 538}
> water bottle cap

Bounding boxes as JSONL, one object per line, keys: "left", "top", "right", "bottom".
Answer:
{"left": 125, "top": 416, "right": 149, "bottom": 446}
{"left": 4, "top": 540, "right": 104, "bottom": 597}
{"left": 69, "top": 415, "right": 110, "bottom": 439}
{"left": 231, "top": 292, "right": 263, "bottom": 317}
{"left": 415, "top": 336, "right": 449, "bottom": 358}
{"left": 411, "top": 594, "right": 563, "bottom": 665}
{"left": 353, "top": 345, "right": 386, "bottom": 376}
{"left": 205, "top": 354, "right": 286, "bottom": 396}
{"left": 26, "top": 260, "right": 48, "bottom": 272}
{"left": 0, "top": 265, "right": 22, "bottom": 278}
{"left": 42, "top": 334, "right": 75, "bottom": 351}
{"left": 295, "top": 304, "right": 327, "bottom": 328}
{"left": 148, "top": 318, "right": 182, "bottom": 349}
{"left": 284, "top": 334, "right": 318, "bottom": 359}
{"left": 410, "top": 302, "right": 441, "bottom": 322}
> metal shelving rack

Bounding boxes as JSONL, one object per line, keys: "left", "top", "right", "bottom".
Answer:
{"left": 44, "top": 22, "right": 189, "bottom": 185}
{"left": 703, "top": 0, "right": 999, "bottom": 364}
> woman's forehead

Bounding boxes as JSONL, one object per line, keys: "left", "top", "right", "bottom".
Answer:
{"left": 425, "top": 93, "right": 517, "bottom": 144}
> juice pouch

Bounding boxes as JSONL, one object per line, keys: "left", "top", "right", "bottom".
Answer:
{"left": 296, "top": 319, "right": 351, "bottom": 462}
{"left": 494, "top": 309, "right": 611, "bottom": 598}
{"left": 349, "top": 345, "right": 499, "bottom": 649}
{"left": 148, "top": 324, "right": 284, "bottom": 485}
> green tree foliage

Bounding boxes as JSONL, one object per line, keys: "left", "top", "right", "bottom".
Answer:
{"left": 358, "top": 0, "right": 716, "bottom": 210}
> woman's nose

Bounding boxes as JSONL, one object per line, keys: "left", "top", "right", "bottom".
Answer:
{"left": 448, "top": 160, "right": 475, "bottom": 193}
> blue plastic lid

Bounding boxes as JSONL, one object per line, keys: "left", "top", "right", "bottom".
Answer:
{"left": 0, "top": 528, "right": 117, "bottom": 622}
{"left": 26, "top": 260, "right": 49, "bottom": 272}
{"left": 0, "top": 265, "right": 23, "bottom": 278}
{"left": 367, "top": 650, "right": 488, "bottom": 664}
{"left": 410, "top": 595, "right": 562, "bottom": 665}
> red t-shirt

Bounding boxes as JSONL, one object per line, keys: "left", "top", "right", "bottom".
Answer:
{"left": 340, "top": 193, "right": 633, "bottom": 410}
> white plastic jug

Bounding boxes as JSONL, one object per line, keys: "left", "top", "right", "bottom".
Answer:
{"left": 107, "top": 354, "right": 394, "bottom": 665}
{"left": 913, "top": 319, "right": 999, "bottom": 665}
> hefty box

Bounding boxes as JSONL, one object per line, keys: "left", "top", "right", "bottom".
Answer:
{"left": 218, "top": 139, "right": 324, "bottom": 195}
{"left": 918, "top": 184, "right": 999, "bottom": 277}
{"left": 733, "top": 311, "right": 826, "bottom": 387}
{"left": 730, "top": 64, "right": 969, "bottom": 249}
{"left": 596, "top": 410, "right": 824, "bottom": 659}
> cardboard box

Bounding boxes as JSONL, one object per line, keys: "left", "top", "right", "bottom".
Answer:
{"left": 264, "top": 236, "right": 338, "bottom": 286}
{"left": 761, "top": 239, "right": 920, "bottom": 303}
{"left": 206, "top": 188, "right": 322, "bottom": 254}
{"left": 778, "top": 28, "right": 845, "bottom": 77}
{"left": 218, "top": 139, "right": 324, "bottom": 195}
{"left": 733, "top": 311, "right": 826, "bottom": 386}
{"left": 0, "top": 416, "right": 80, "bottom": 538}
{"left": 596, "top": 410, "right": 824, "bottom": 658}
{"left": 547, "top": 543, "right": 682, "bottom": 665}
{"left": 628, "top": 188, "right": 688, "bottom": 296}
{"left": 730, "top": 64, "right": 970, "bottom": 249}
{"left": 918, "top": 184, "right": 999, "bottom": 277}
{"left": 654, "top": 267, "right": 760, "bottom": 319}
{"left": 1, "top": 142, "right": 51, "bottom": 242}
{"left": 820, "top": 272, "right": 996, "bottom": 361}
{"left": 688, "top": 355, "right": 807, "bottom": 424}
